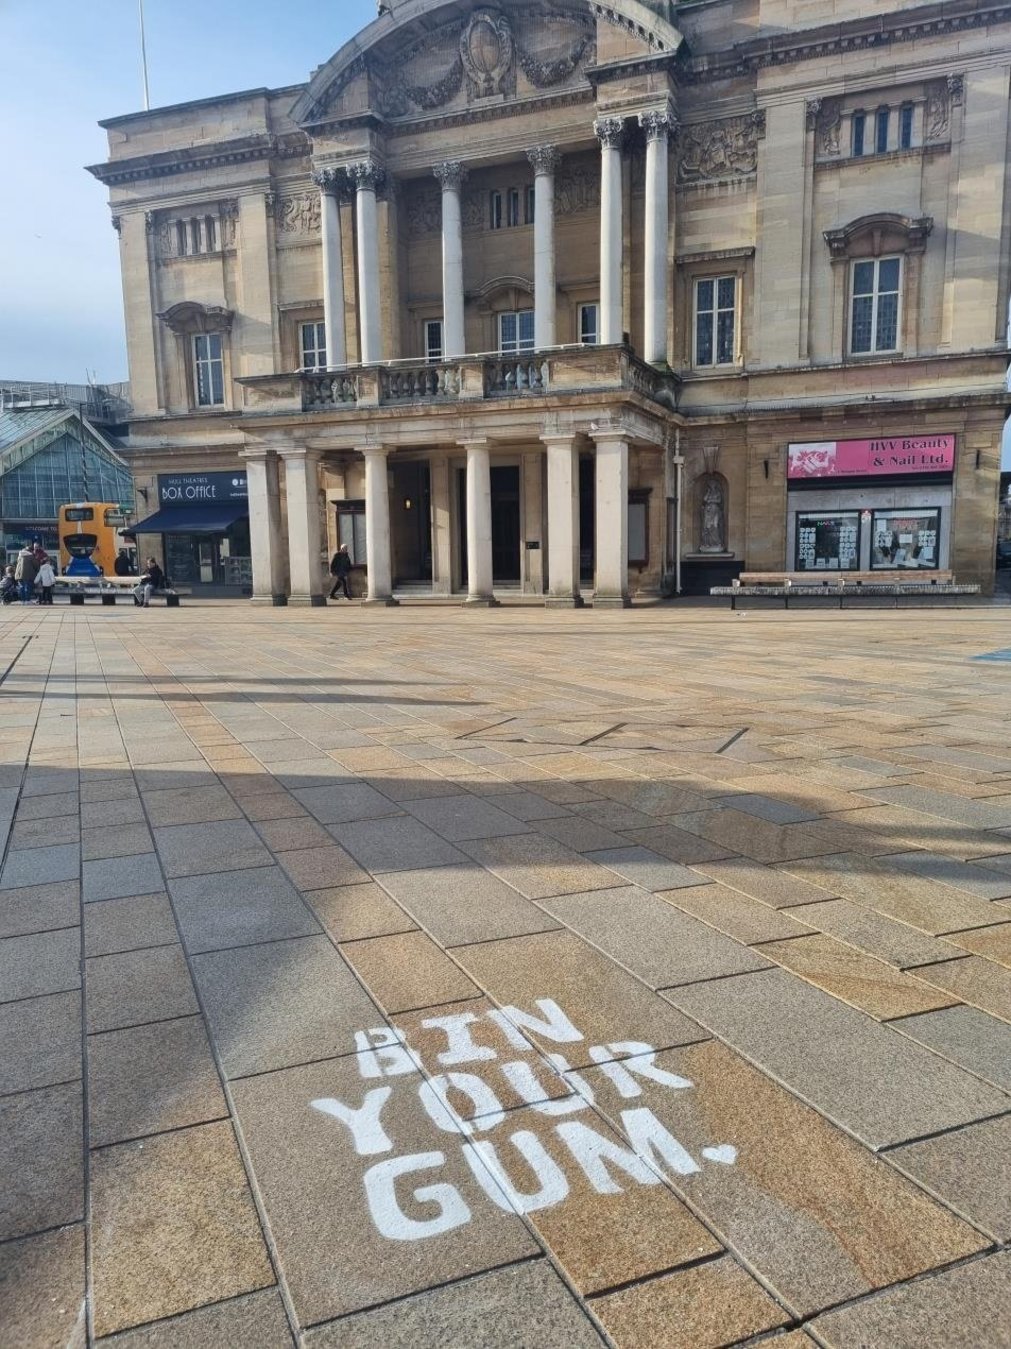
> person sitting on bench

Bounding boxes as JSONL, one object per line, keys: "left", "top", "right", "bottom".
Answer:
{"left": 133, "top": 557, "right": 167, "bottom": 608}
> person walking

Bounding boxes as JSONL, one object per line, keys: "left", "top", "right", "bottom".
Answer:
{"left": 14, "top": 545, "right": 38, "bottom": 604}
{"left": 37, "top": 558, "right": 56, "bottom": 605}
{"left": 328, "top": 544, "right": 353, "bottom": 601}
{"left": 114, "top": 549, "right": 135, "bottom": 577}
{"left": 133, "top": 557, "right": 166, "bottom": 607}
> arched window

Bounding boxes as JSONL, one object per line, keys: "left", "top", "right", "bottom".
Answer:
{"left": 823, "top": 213, "right": 933, "bottom": 361}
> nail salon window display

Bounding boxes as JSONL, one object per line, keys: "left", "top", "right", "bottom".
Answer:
{"left": 795, "top": 512, "right": 860, "bottom": 571}
{"left": 871, "top": 508, "right": 940, "bottom": 570}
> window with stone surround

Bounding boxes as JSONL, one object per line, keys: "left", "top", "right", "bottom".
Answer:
{"left": 193, "top": 334, "right": 225, "bottom": 406}
{"left": 499, "top": 310, "right": 535, "bottom": 354}
{"left": 850, "top": 257, "right": 902, "bottom": 355}
{"left": 578, "top": 304, "right": 599, "bottom": 346}
{"left": 300, "top": 321, "right": 327, "bottom": 371}
{"left": 693, "top": 276, "right": 737, "bottom": 368}
{"left": 425, "top": 320, "right": 444, "bottom": 361}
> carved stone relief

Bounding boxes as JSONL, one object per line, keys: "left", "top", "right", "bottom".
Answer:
{"left": 461, "top": 9, "right": 515, "bottom": 97}
{"left": 678, "top": 113, "right": 766, "bottom": 184}
{"left": 815, "top": 97, "right": 842, "bottom": 156}
{"left": 554, "top": 163, "right": 600, "bottom": 215}
{"left": 924, "top": 75, "right": 962, "bottom": 142}
{"left": 274, "top": 193, "right": 321, "bottom": 236}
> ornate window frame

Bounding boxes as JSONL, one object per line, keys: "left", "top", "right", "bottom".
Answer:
{"left": 675, "top": 249, "right": 753, "bottom": 373}
{"left": 156, "top": 302, "right": 234, "bottom": 411}
{"left": 823, "top": 213, "right": 933, "bottom": 362}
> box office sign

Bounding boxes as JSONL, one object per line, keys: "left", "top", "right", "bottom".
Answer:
{"left": 159, "top": 471, "right": 248, "bottom": 504}
{"left": 788, "top": 435, "right": 956, "bottom": 480}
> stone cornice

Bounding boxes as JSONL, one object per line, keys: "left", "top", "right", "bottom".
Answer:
{"left": 87, "top": 132, "right": 310, "bottom": 187}
{"left": 681, "top": 0, "right": 1011, "bottom": 82}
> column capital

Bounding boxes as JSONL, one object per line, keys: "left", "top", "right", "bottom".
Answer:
{"left": 433, "top": 161, "right": 469, "bottom": 191}
{"left": 277, "top": 446, "right": 322, "bottom": 464}
{"left": 349, "top": 159, "right": 385, "bottom": 192}
{"left": 458, "top": 436, "right": 492, "bottom": 452}
{"left": 359, "top": 443, "right": 390, "bottom": 461}
{"left": 527, "top": 145, "right": 561, "bottom": 175}
{"left": 540, "top": 431, "right": 579, "bottom": 448}
{"left": 594, "top": 116, "right": 626, "bottom": 149}
{"left": 311, "top": 165, "right": 350, "bottom": 197}
{"left": 588, "top": 421, "right": 633, "bottom": 446}
{"left": 638, "top": 108, "right": 677, "bottom": 142}
{"left": 239, "top": 446, "right": 280, "bottom": 464}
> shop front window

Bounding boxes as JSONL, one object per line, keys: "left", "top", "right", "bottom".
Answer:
{"left": 337, "top": 503, "right": 367, "bottom": 566}
{"left": 796, "top": 511, "right": 860, "bottom": 571}
{"left": 871, "top": 508, "right": 940, "bottom": 570}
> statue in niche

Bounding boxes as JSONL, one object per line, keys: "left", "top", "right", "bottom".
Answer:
{"left": 699, "top": 476, "right": 727, "bottom": 553}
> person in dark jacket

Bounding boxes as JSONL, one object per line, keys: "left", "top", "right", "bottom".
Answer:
{"left": 114, "top": 549, "right": 135, "bottom": 577}
{"left": 329, "top": 544, "right": 353, "bottom": 601}
{"left": 133, "top": 557, "right": 166, "bottom": 607}
{"left": 14, "top": 546, "right": 38, "bottom": 603}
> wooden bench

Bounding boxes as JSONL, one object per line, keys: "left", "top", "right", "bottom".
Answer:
{"left": 712, "top": 569, "right": 978, "bottom": 610}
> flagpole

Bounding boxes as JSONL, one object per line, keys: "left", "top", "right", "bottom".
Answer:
{"left": 139, "top": 0, "right": 151, "bottom": 111}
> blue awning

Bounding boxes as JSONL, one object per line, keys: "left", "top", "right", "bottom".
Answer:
{"left": 132, "top": 503, "right": 248, "bottom": 534}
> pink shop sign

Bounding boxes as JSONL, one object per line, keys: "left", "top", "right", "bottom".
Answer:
{"left": 787, "top": 435, "right": 956, "bottom": 480}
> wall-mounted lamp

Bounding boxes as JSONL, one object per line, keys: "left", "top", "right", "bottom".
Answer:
{"left": 763, "top": 459, "right": 770, "bottom": 480}
{"left": 404, "top": 498, "right": 413, "bottom": 510}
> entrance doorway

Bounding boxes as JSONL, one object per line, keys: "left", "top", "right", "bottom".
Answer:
{"left": 456, "top": 464, "right": 522, "bottom": 587}
{"left": 389, "top": 461, "right": 432, "bottom": 585}
{"left": 579, "top": 455, "right": 595, "bottom": 583}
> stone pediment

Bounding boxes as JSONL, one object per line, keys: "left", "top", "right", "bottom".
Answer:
{"left": 292, "top": 1, "right": 683, "bottom": 128}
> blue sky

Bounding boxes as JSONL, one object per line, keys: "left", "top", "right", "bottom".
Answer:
{"left": 0, "top": 0, "right": 374, "bottom": 384}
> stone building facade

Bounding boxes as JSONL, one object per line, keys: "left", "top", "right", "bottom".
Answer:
{"left": 89, "top": 0, "right": 1010, "bottom": 602}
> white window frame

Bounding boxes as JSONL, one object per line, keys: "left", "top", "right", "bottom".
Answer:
{"left": 692, "top": 275, "right": 737, "bottom": 369}
{"left": 849, "top": 255, "right": 903, "bottom": 356}
{"left": 498, "top": 309, "right": 535, "bottom": 354}
{"left": 578, "top": 303, "right": 600, "bottom": 346}
{"left": 424, "top": 319, "right": 444, "bottom": 361}
{"left": 192, "top": 332, "right": 225, "bottom": 406}
{"left": 299, "top": 321, "right": 327, "bottom": 371}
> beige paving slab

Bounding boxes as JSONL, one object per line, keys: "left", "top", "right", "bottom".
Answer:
{"left": 90, "top": 1120, "right": 274, "bottom": 1338}
{"left": 618, "top": 823, "right": 733, "bottom": 865}
{"left": 95, "top": 1289, "right": 293, "bottom": 1348}
{"left": 695, "top": 856, "right": 836, "bottom": 909}
{"left": 303, "top": 1261, "right": 603, "bottom": 1348}
{"left": 661, "top": 882, "right": 815, "bottom": 945}
{"left": 0, "top": 990, "right": 81, "bottom": 1095}
{"left": 229, "top": 1054, "right": 538, "bottom": 1326}
{"left": 591, "top": 1255, "right": 789, "bottom": 1348}
{"left": 339, "top": 930, "right": 478, "bottom": 1013}
{"left": 168, "top": 866, "right": 320, "bottom": 954}
{"left": 88, "top": 1016, "right": 228, "bottom": 1147}
{"left": 890, "top": 1114, "right": 1011, "bottom": 1242}
{"left": 330, "top": 817, "right": 469, "bottom": 874}
{"left": 666, "top": 969, "right": 1010, "bottom": 1149}
{"left": 0, "top": 1225, "right": 85, "bottom": 1349}
{"left": 780, "top": 898, "right": 961, "bottom": 970}
{"left": 304, "top": 882, "right": 417, "bottom": 943}
{"left": 192, "top": 934, "right": 381, "bottom": 1078}
{"left": 84, "top": 893, "right": 178, "bottom": 957}
{"left": 0, "top": 927, "right": 80, "bottom": 1004}
{"left": 153, "top": 819, "right": 272, "bottom": 879}
{"left": 539, "top": 885, "right": 770, "bottom": 990}
{"left": 376, "top": 863, "right": 559, "bottom": 947}
{"left": 915, "top": 955, "right": 1011, "bottom": 1024}
{"left": 822, "top": 804, "right": 1011, "bottom": 860}
{"left": 809, "top": 1250, "right": 1011, "bottom": 1348}
{"left": 758, "top": 933, "right": 959, "bottom": 1021}
{"left": 81, "top": 823, "right": 155, "bottom": 862}
{"left": 670, "top": 808, "right": 837, "bottom": 864}
{"left": 251, "top": 815, "right": 335, "bottom": 852}
{"left": 781, "top": 853, "right": 1002, "bottom": 935}
{"left": 86, "top": 945, "right": 198, "bottom": 1034}
{"left": 452, "top": 929, "right": 708, "bottom": 1068}
{"left": 0, "top": 1083, "right": 83, "bottom": 1240}
{"left": 456, "top": 833, "right": 633, "bottom": 899}
{"left": 0, "top": 879, "right": 79, "bottom": 939}
{"left": 891, "top": 1005, "right": 1011, "bottom": 1092}
{"left": 946, "top": 921, "right": 1011, "bottom": 968}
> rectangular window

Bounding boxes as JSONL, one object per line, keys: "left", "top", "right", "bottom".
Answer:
{"left": 190, "top": 219, "right": 202, "bottom": 254}
{"left": 900, "top": 104, "right": 914, "bottom": 150}
{"left": 299, "top": 321, "right": 327, "bottom": 371}
{"left": 850, "top": 256, "right": 901, "bottom": 354}
{"left": 205, "top": 215, "right": 217, "bottom": 252}
{"left": 336, "top": 503, "right": 367, "bottom": 567}
{"left": 694, "top": 276, "right": 736, "bottom": 367}
{"left": 490, "top": 191, "right": 503, "bottom": 230}
{"left": 525, "top": 185, "right": 536, "bottom": 225}
{"left": 176, "top": 221, "right": 188, "bottom": 256}
{"left": 875, "top": 107, "right": 890, "bottom": 154}
{"left": 578, "top": 303, "right": 600, "bottom": 346}
{"left": 507, "top": 188, "right": 521, "bottom": 228}
{"left": 795, "top": 511, "right": 861, "bottom": 572}
{"left": 193, "top": 332, "right": 225, "bottom": 406}
{"left": 871, "top": 508, "right": 941, "bottom": 571}
{"left": 499, "top": 310, "right": 535, "bottom": 354}
{"left": 852, "top": 111, "right": 866, "bottom": 157}
{"left": 425, "top": 319, "right": 444, "bottom": 361}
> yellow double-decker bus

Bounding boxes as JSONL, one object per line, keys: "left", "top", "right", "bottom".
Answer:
{"left": 58, "top": 503, "right": 134, "bottom": 578}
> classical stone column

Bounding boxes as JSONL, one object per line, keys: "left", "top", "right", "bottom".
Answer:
{"left": 593, "top": 429, "right": 631, "bottom": 608}
{"left": 362, "top": 445, "right": 398, "bottom": 606}
{"left": 350, "top": 160, "right": 384, "bottom": 364}
{"left": 429, "top": 453, "right": 453, "bottom": 596}
{"left": 461, "top": 439, "right": 498, "bottom": 606}
{"left": 433, "top": 162, "right": 468, "bottom": 358}
{"left": 527, "top": 145, "right": 560, "bottom": 350}
{"left": 281, "top": 449, "right": 325, "bottom": 606}
{"left": 311, "top": 167, "right": 348, "bottom": 367}
{"left": 639, "top": 108, "right": 675, "bottom": 365}
{"left": 243, "top": 449, "right": 287, "bottom": 605}
{"left": 543, "top": 433, "right": 583, "bottom": 607}
{"left": 595, "top": 117, "right": 625, "bottom": 345}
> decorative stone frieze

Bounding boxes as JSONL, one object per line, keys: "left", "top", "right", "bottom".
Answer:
{"left": 554, "top": 164, "right": 600, "bottom": 215}
{"left": 517, "top": 33, "right": 594, "bottom": 87}
{"left": 678, "top": 112, "right": 766, "bottom": 184}
{"left": 460, "top": 9, "right": 515, "bottom": 98}
{"left": 274, "top": 193, "right": 321, "bottom": 236}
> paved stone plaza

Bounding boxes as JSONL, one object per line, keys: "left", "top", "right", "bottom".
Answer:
{"left": 2, "top": 602, "right": 1011, "bottom": 1347}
